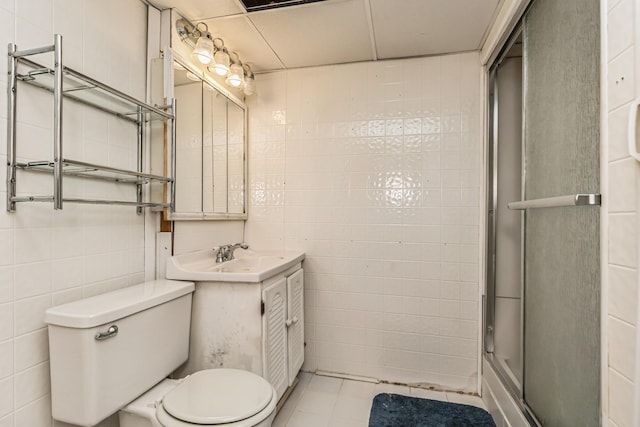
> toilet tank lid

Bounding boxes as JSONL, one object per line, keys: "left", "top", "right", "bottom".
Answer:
{"left": 44, "top": 280, "right": 195, "bottom": 328}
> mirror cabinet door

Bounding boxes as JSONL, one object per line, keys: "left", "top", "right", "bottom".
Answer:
{"left": 168, "top": 57, "right": 247, "bottom": 220}
{"left": 211, "top": 88, "right": 229, "bottom": 214}
{"left": 174, "top": 68, "right": 203, "bottom": 213}
{"left": 202, "top": 83, "right": 214, "bottom": 212}
{"left": 227, "top": 102, "right": 245, "bottom": 214}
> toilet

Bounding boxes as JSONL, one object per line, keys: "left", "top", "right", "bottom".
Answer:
{"left": 44, "top": 280, "right": 278, "bottom": 427}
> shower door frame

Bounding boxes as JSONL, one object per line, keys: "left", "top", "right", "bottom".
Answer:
{"left": 483, "top": 19, "right": 540, "bottom": 427}
{"left": 484, "top": 1, "right": 601, "bottom": 424}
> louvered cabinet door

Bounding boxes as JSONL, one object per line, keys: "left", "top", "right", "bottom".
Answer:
{"left": 286, "top": 269, "right": 304, "bottom": 386}
{"left": 262, "top": 278, "right": 288, "bottom": 400}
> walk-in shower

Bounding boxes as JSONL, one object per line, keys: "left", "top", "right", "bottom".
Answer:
{"left": 484, "top": 0, "right": 601, "bottom": 425}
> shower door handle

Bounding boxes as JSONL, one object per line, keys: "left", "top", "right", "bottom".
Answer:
{"left": 507, "top": 194, "right": 601, "bottom": 210}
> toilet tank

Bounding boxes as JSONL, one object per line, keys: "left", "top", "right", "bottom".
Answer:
{"left": 44, "top": 280, "right": 195, "bottom": 427}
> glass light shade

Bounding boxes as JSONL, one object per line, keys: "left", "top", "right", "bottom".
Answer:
{"left": 186, "top": 71, "right": 200, "bottom": 81}
{"left": 192, "top": 35, "right": 213, "bottom": 65}
{"left": 212, "top": 49, "right": 230, "bottom": 76}
{"left": 243, "top": 75, "right": 256, "bottom": 96}
{"left": 226, "top": 63, "right": 244, "bottom": 87}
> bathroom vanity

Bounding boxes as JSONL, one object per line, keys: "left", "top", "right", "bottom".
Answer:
{"left": 166, "top": 249, "right": 305, "bottom": 401}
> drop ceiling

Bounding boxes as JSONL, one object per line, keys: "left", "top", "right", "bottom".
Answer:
{"left": 148, "top": 0, "right": 503, "bottom": 72}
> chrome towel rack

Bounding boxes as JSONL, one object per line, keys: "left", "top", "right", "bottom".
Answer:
{"left": 6, "top": 34, "right": 175, "bottom": 214}
{"left": 508, "top": 193, "right": 601, "bottom": 210}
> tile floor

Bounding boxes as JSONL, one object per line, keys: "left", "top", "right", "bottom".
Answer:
{"left": 273, "top": 372, "right": 487, "bottom": 427}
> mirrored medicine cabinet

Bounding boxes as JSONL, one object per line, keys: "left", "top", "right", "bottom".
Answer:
{"left": 152, "top": 49, "right": 247, "bottom": 220}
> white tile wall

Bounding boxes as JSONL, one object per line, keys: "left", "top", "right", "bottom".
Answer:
{"left": 246, "top": 52, "right": 482, "bottom": 392}
{"left": 609, "top": 265, "right": 637, "bottom": 324}
{"left": 0, "top": 0, "right": 150, "bottom": 426}
{"left": 609, "top": 368, "right": 634, "bottom": 427}
{"left": 609, "top": 317, "right": 636, "bottom": 380}
{"left": 605, "top": 0, "right": 640, "bottom": 426}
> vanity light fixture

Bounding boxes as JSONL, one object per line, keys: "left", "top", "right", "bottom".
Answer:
{"left": 243, "top": 64, "right": 256, "bottom": 96}
{"left": 210, "top": 38, "right": 230, "bottom": 76}
{"left": 191, "top": 23, "right": 214, "bottom": 65}
{"left": 176, "top": 18, "right": 214, "bottom": 65}
{"left": 175, "top": 17, "right": 257, "bottom": 96}
{"left": 226, "top": 52, "right": 244, "bottom": 88}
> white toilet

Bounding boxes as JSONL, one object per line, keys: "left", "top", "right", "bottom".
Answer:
{"left": 44, "top": 280, "right": 278, "bottom": 427}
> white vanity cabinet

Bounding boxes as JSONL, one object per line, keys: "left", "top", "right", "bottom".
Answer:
{"left": 262, "top": 268, "right": 304, "bottom": 399}
{"left": 174, "top": 263, "right": 304, "bottom": 402}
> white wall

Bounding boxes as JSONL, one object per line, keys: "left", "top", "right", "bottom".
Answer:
{"left": 246, "top": 52, "right": 483, "bottom": 392}
{"left": 604, "top": 0, "right": 639, "bottom": 425}
{"left": 172, "top": 221, "right": 244, "bottom": 255}
{"left": 0, "top": 1, "right": 149, "bottom": 426}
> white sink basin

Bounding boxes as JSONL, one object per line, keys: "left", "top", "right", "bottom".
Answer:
{"left": 166, "top": 248, "right": 305, "bottom": 282}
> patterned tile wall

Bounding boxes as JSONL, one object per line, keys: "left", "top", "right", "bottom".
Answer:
{"left": 246, "top": 52, "right": 483, "bottom": 392}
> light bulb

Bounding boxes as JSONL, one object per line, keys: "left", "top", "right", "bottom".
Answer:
{"left": 226, "top": 63, "right": 244, "bottom": 87}
{"left": 212, "top": 48, "right": 230, "bottom": 76}
{"left": 192, "top": 34, "right": 213, "bottom": 65}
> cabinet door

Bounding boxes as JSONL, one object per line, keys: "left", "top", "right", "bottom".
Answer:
{"left": 286, "top": 269, "right": 304, "bottom": 386}
{"left": 262, "top": 278, "right": 288, "bottom": 400}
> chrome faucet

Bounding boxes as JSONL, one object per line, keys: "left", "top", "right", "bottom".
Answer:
{"left": 215, "top": 243, "right": 249, "bottom": 263}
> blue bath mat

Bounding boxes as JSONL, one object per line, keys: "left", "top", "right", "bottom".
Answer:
{"left": 369, "top": 393, "right": 496, "bottom": 427}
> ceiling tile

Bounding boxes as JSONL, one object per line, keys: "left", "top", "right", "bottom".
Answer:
{"left": 203, "top": 15, "right": 285, "bottom": 72}
{"left": 153, "top": 0, "right": 503, "bottom": 71}
{"left": 247, "top": 0, "right": 374, "bottom": 69}
{"left": 370, "top": 0, "right": 500, "bottom": 59}
{"left": 150, "top": 0, "right": 245, "bottom": 20}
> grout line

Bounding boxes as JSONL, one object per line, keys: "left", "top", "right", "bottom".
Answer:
{"left": 315, "top": 370, "right": 379, "bottom": 383}
{"left": 363, "top": 0, "right": 377, "bottom": 61}
{"left": 609, "top": 365, "right": 634, "bottom": 385}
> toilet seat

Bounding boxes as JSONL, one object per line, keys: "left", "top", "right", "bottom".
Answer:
{"left": 156, "top": 369, "right": 278, "bottom": 427}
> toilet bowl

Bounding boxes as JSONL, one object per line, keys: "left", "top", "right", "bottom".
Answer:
{"left": 120, "top": 369, "right": 277, "bottom": 427}
{"left": 44, "top": 280, "right": 278, "bottom": 427}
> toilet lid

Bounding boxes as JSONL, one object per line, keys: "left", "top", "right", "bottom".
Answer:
{"left": 162, "top": 369, "right": 274, "bottom": 425}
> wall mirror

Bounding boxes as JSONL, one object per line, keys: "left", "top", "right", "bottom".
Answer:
{"left": 158, "top": 50, "right": 247, "bottom": 220}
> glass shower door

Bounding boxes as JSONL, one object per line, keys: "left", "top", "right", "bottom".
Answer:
{"left": 521, "top": 0, "right": 600, "bottom": 425}
{"left": 486, "top": 37, "right": 524, "bottom": 394}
